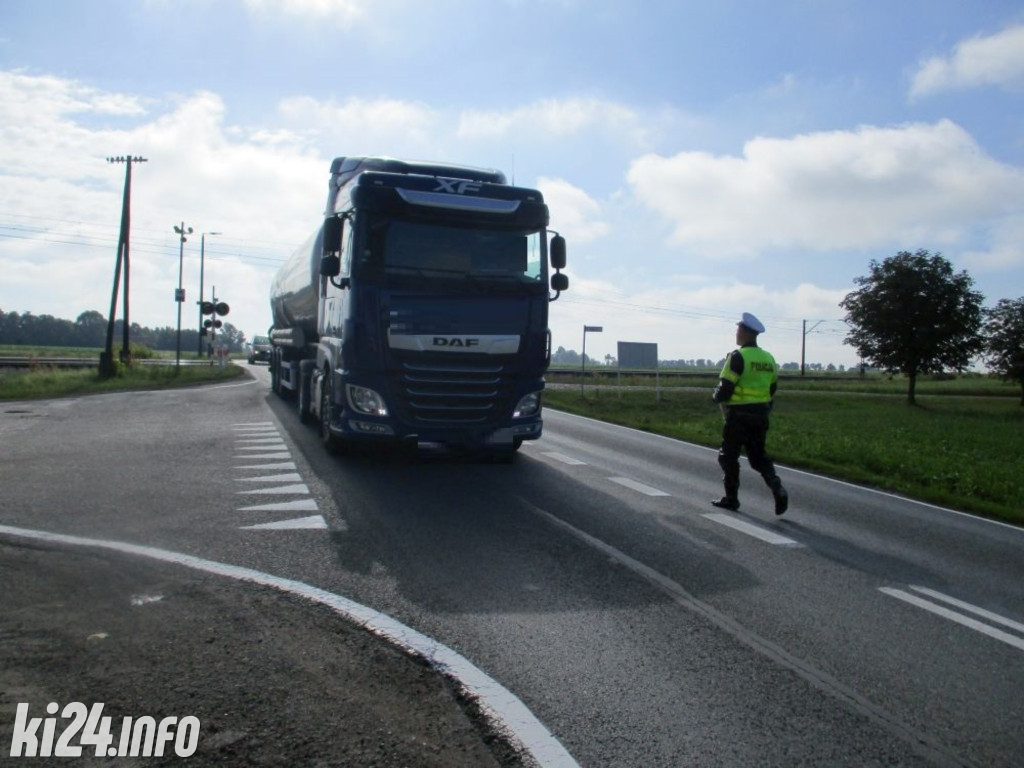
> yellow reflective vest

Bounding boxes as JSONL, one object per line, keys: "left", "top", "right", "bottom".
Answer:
{"left": 718, "top": 345, "right": 778, "bottom": 405}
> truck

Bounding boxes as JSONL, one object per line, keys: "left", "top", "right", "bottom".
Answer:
{"left": 268, "top": 156, "right": 569, "bottom": 457}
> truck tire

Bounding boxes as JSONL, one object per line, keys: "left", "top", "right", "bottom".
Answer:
{"left": 297, "top": 362, "right": 314, "bottom": 424}
{"left": 319, "top": 373, "right": 344, "bottom": 454}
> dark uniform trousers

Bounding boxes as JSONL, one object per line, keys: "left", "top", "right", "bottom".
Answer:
{"left": 718, "top": 403, "right": 782, "bottom": 499}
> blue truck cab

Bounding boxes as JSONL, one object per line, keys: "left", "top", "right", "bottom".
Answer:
{"left": 269, "top": 157, "right": 568, "bottom": 457}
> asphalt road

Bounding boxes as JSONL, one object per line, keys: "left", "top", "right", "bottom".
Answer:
{"left": 3, "top": 364, "right": 1023, "bottom": 767}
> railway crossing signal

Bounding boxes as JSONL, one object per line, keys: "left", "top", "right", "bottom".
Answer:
{"left": 200, "top": 299, "right": 229, "bottom": 336}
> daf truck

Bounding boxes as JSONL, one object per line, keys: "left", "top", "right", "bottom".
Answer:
{"left": 268, "top": 156, "right": 568, "bottom": 457}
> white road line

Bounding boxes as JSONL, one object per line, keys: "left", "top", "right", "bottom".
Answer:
{"left": 236, "top": 473, "right": 304, "bottom": 483}
{"left": 233, "top": 452, "right": 291, "bottom": 460}
{"left": 241, "top": 515, "right": 328, "bottom": 530}
{"left": 237, "top": 484, "right": 310, "bottom": 496}
{"left": 542, "top": 452, "right": 587, "bottom": 466}
{"left": 879, "top": 588, "right": 1024, "bottom": 653}
{"left": 0, "top": 524, "right": 579, "bottom": 768}
{"left": 238, "top": 499, "right": 319, "bottom": 512}
{"left": 235, "top": 461, "right": 297, "bottom": 470}
{"left": 908, "top": 586, "right": 1024, "bottom": 634}
{"left": 703, "top": 513, "right": 801, "bottom": 546}
{"left": 236, "top": 437, "right": 287, "bottom": 444}
{"left": 607, "top": 477, "right": 670, "bottom": 497}
{"left": 236, "top": 443, "right": 287, "bottom": 451}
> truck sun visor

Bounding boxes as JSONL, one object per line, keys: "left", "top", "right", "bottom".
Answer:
{"left": 396, "top": 188, "right": 521, "bottom": 213}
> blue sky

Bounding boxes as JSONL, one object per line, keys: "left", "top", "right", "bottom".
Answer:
{"left": 2, "top": 0, "right": 1023, "bottom": 367}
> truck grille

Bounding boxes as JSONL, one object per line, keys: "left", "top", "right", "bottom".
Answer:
{"left": 398, "top": 361, "right": 506, "bottom": 424}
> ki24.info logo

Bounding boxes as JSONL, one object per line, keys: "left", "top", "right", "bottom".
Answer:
{"left": 9, "top": 702, "right": 199, "bottom": 758}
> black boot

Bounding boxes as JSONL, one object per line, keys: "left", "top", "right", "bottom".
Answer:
{"left": 711, "top": 496, "right": 740, "bottom": 511}
{"left": 770, "top": 478, "right": 789, "bottom": 516}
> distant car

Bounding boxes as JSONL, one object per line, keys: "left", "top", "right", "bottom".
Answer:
{"left": 248, "top": 335, "right": 272, "bottom": 364}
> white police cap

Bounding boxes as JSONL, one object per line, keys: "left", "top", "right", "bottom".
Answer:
{"left": 738, "top": 312, "right": 765, "bottom": 334}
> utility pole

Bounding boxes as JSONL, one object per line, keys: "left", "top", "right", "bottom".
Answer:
{"left": 801, "top": 319, "right": 824, "bottom": 375}
{"left": 197, "top": 231, "right": 221, "bottom": 356}
{"left": 174, "top": 222, "right": 193, "bottom": 367}
{"left": 581, "top": 325, "right": 603, "bottom": 396}
{"left": 100, "top": 155, "right": 147, "bottom": 377}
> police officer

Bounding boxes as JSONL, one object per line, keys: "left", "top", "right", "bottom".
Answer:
{"left": 711, "top": 312, "right": 789, "bottom": 515}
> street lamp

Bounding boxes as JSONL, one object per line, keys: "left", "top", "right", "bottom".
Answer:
{"left": 173, "top": 222, "right": 193, "bottom": 366}
{"left": 581, "top": 325, "right": 603, "bottom": 396}
{"left": 197, "top": 231, "right": 222, "bottom": 357}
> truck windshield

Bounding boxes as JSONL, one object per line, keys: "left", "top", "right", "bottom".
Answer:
{"left": 367, "top": 220, "right": 544, "bottom": 292}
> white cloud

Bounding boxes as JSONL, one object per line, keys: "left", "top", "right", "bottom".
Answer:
{"left": 0, "top": 72, "right": 329, "bottom": 339}
{"left": 550, "top": 279, "right": 855, "bottom": 367}
{"left": 242, "top": 0, "right": 364, "bottom": 27}
{"left": 277, "top": 95, "right": 441, "bottom": 156}
{"left": 535, "top": 177, "right": 609, "bottom": 244}
{"left": 458, "top": 98, "right": 646, "bottom": 145}
{"left": 911, "top": 25, "right": 1024, "bottom": 98}
{"left": 626, "top": 120, "right": 1024, "bottom": 259}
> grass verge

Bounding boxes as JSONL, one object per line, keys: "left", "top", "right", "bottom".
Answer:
{"left": 543, "top": 386, "right": 1024, "bottom": 527}
{"left": 0, "top": 362, "right": 246, "bottom": 400}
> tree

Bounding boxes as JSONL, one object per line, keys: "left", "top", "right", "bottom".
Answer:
{"left": 840, "top": 250, "right": 984, "bottom": 405}
{"left": 74, "top": 310, "right": 107, "bottom": 348}
{"left": 983, "top": 297, "right": 1024, "bottom": 405}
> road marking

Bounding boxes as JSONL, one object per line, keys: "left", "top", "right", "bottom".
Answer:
{"left": 236, "top": 484, "right": 310, "bottom": 496}
{"left": 908, "top": 586, "right": 1024, "bottom": 634}
{"left": 232, "top": 451, "right": 291, "bottom": 460}
{"left": 0, "top": 524, "right": 580, "bottom": 768}
{"left": 880, "top": 587, "right": 1024, "bottom": 652}
{"left": 238, "top": 499, "right": 320, "bottom": 512}
{"left": 236, "top": 473, "right": 303, "bottom": 483}
{"left": 607, "top": 477, "right": 670, "bottom": 497}
{"left": 235, "top": 461, "right": 297, "bottom": 470}
{"left": 241, "top": 515, "right": 328, "bottom": 530}
{"left": 703, "top": 513, "right": 801, "bottom": 546}
{"left": 236, "top": 437, "right": 288, "bottom": 444}
{"left": 523, "top": 508, "right": 954, "bottom": 764}
{"left": 236, "top": 443, "right": 288, "bottom": 451}
{"left": 542, "top": 452, "right": 587, "bottom": 466}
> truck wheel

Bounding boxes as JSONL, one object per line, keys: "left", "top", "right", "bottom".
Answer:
{"left": 297, "top": 367, "right": 313, "bottom": 424}
{"left": 271, "top": 352, "right": 283, "bottom": 397}
{"left": 319, "top": 375, "right": 344, "bottom": 453}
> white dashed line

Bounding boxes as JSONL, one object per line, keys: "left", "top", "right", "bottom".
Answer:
{"left": 241, "top": 515, "right": 328, "bottom": 531}
{"left": 235, "top": 461, "right": 297, "bottom": 471}
{"left": 238, "top": 499, "right": 320, "bottom": 513}
{"left": 607, "top": 477, "right": 671, "bottom": 497}
{"left": 542, "top": 452, "right": 587, "bottom": 466}
{"left": 703, "top": 513, "right": 801, "bottom": 546}
{"left": 233, "top": 427, "right": 326, "bottom": 530}
{"left": 236, "top": 484, "right": 311, "bottom": 496}
{"left": 236, "top": 473, "right": 304, "bottom": 483}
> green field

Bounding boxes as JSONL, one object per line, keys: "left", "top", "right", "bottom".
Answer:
{"left": 544, "top": 375, "right": 1023, "bottom": 527}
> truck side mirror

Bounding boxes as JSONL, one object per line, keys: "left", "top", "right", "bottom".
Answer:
{"left": 551, "top": 273, "right": 569, "bottom": 292}
{"left": 550, "top": 235, "right": 567, "bottom": 270}
{"left": 322, "top": 216, "right": 343, "bottom": 255}
{"left": 320, "top": 254, "right": 341, "bottom": 277}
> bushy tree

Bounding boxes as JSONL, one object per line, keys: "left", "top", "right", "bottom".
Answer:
{"left": 983, "top": 297, "right": 1024, "bottom": 405}
{"left": 840, "top": 250, "right": 984, "bottom": 404}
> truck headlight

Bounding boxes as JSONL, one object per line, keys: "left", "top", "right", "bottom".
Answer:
{"left": 346, "top": 385, "right": 389, "bottom": 417}
{"left": 513, "top": 391, "right": 541, "bottom": 418}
